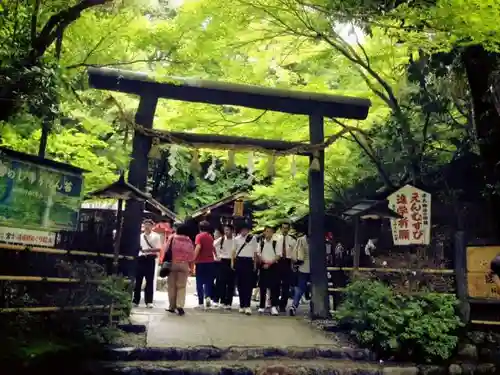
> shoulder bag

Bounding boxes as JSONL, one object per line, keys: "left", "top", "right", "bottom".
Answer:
{"left": 159, "top": 237, "right": 174, "bottom": 278}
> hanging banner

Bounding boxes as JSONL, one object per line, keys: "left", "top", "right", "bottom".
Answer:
{"left": 0, "top": 148, "right": 84, "bottom": 232}
{"left": 387, "top": 184, "right": 431, "bottom": 245}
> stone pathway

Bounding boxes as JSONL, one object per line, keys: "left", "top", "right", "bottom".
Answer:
{"left": 131, "top": 278, "right": 336, "bottom": 348}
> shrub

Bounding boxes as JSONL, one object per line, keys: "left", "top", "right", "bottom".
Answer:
{"left": 0, "top": 260, "right": 132, "bottom": 367}
{"left": 334, "top": 279, "right": 463, "bottom": 362}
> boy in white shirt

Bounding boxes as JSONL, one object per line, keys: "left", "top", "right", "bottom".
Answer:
{"left": 275, "top": 222, "right": 297, "bottom": 312}
{"left": 257, "top": 226, "right": 281, "bottom": 316}
{"left": 233, "top": 222, "right": 258, "bottom": 315}
{"left": 133, "top": 219, "right": 162, "bottom": 308}
{"left": 213, "top": 224, "right": 236, "bottom": 309}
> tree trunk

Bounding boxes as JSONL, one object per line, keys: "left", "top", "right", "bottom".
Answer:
{"left": 462, "top": 45, "right": 500, "bottom": 237}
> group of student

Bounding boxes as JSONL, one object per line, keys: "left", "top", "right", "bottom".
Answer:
{"left": 206, "top": 220, "right": 310, "bottom": 317}
{"left": 132, "top": 217, "right": 311, "bottom": 317}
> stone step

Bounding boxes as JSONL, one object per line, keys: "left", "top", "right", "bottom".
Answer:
{"left": 99, "top": 359, "right": 420, "bottom": 375}
{"left": 105, "top": 346, "right": 374, "bottom": 362}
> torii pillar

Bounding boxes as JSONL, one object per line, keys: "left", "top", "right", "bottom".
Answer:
{"left": 308, "top": 113, "right": 328, "bottom": 318}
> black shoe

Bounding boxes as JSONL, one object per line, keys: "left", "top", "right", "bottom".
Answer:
{"left": 177, "top": 308, "right": 185, "bottom": 316}
{"left": 289, "top": 306, "right": 296, "bottom": 316}
{"left": 166, "top": 308, "right": 176, "bottom": 313}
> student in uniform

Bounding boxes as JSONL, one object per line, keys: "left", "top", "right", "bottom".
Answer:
{"left": 289, "top": 229, "right": 310, "bottom": 316}
{"left": 213, "top": 224, "right": 236, "bottom": 309}
{"left": 233, "top": 222, "right": 258, "bottom": 315}
{"left": 257, "top": 226, "right": 281, "bottom": 316}
{"left": 275, "top": 222, "right": 297, "bottom": 312}
{"left": 133, "top": 219, "right": 162, "bottom": 308}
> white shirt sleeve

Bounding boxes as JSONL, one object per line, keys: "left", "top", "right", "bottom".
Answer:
{"left": 213, "top": 237, "right": 222, "bottom": 248}
{"left": 275, "top": 235, "right": 283, "bottom": 257}
{"left": 250, "top": 236, "right": 259, "bottom": 255}
{"left": 153, "top": 233, "right": 162, "bottom": 249}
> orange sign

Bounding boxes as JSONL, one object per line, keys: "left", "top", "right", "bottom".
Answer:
{"left": 467, "top": 246, "right": 500, "bottom": 299}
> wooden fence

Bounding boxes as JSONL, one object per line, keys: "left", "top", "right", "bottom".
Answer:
{"left": 0, "top": 218, "right": 133, "bottom": 316}
{"left": 326, "top": 242, "right": 500, "bottom": 326}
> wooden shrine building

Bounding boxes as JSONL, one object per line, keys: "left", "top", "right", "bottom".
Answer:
{"left": 87, "top": 67, "right": 371, "bottom": 318}
{"left": 190, "top": 192, "right": 249, "bottom": 227}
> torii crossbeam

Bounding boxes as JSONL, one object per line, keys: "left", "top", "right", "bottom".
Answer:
{"left": 87, "top": 67, "right": 371, "bottom": 318}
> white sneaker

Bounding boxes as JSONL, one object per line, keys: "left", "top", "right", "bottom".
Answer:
{"left": 212, "top": 302, "right": 219, "bottom": 309}
{"left": 258, "top": 308, "right": 265, "bottom": 314}
{"left": 271, "top": 306, "right": 279, "bottom": 316}
{"left": 196, "top": 304, "right": 205, "bottom": 310}
{"left": 205, "top": 297, "right": 212, "bottom": 308}
{"left": 146, "top": 303, "right": 154, "bottom": 309}
{"left": 245, "top": 307, "right": 252, "bottom": 315}
{"left": 133, "top": 303, "right": 139, "bottom": 308}
{"left": 238, "top": 308, "right": 245, "bottom": 313}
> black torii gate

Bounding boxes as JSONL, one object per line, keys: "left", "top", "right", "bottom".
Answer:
{"left": 87, "top": 67, "right": 371, "bottom": 318}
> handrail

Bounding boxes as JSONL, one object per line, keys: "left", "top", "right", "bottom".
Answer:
{"left": 327, "top": 266, "right": 454, "bottom": 274}
{"left": 0, "top": 305, "right": 127, "bottom": 313}
{"left": 470, "top": 320, "right": 500, "bottom": 325}
{"left": 0, "top": 243, "right": 135, "bottom": 260}
{"left": 0, "top": 275, "right": 131, "bottom": 283}
{"left": 328, "top": 287, "right": 454, "bottom": 296}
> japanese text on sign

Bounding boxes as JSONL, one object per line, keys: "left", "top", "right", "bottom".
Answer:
{"left": 387, "top": 185, "right": 431, "bottom": 245}
{"left": 466, "top": 246, "right": 500, "bottom": 299}
{"left": 0, "top": 226, "right": 56, "bottom": 247}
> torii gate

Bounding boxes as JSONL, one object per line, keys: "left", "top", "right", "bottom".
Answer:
{"left": 87, "top": 67, "right": 371, "bottom": 318}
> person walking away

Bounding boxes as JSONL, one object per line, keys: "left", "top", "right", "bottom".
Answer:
{"left": 210, "top": 227, "right": 224, "bottom": 305}
{"left": 363, "top": 238, "right": 378, "bottom": 266}
{"left": 153, "top": 218, "right": 173, "bottom": 295}
{"left": 133, "top": 219, "right": 162, "bottom": 308}
{"left": 194, "top": 221, "right": 216, "bottom": 309}
{"left": 257, "top": 226, "right": 280, "bottom": 316}
{"left": 275, "top": 222, "right": 297, "bottom": 312}
{"left": 289, "top": 230, "right": 310, "bottom": 316}
{"left": 233, "top": 222, "right": 258, "bottom": 315}
{"left": 213, "top": 224, "right": 236, "bottom": 309}
{"left": 161, "top": 223, "right": 195, "bottom": 316}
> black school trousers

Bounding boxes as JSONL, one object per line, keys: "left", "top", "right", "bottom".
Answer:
{"left": 259, "top": 264, "right": 279, "bottom": 308}
{"left": 235, "top": 257, "right": 254, "bottom": 308}
{"left": 277, "top": 258, "right": 292, "bottom": 309}
{"left": 133, "top": 255, "right": 156, "bottom": 305}
{"left": 215, "top": 258, "right": 235, "bottom": 306}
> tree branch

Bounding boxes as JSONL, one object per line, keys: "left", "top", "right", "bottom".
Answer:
{"left": 30, "top": 0, "right": 41, "bottom": 44}
{"left": 30, "top": 0, "right": 112, "bottom": 61}
{"left": 64, "top": 57, "right": 183, "bottom": 70}
{"left": 332, "top": 119, "right": 394, "bottom": 188}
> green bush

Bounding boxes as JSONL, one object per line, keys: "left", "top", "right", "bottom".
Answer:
{"left": 0, "top": 261, "right": 133, "bottom": 367}
{"left": 334, "top": 279, "right": 463, "bottom": 362}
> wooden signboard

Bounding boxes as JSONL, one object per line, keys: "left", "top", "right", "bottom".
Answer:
{"left": 467, "top": 246, "right": 500, "bottom": 299}
{"left": 233, "top": 199, "right": 244, "bottom": 217}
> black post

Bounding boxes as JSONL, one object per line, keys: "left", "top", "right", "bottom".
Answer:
{"left": 308, "top": 112, "right": 329, "bottom": 319}
{"left": 454, "top": 231, "right": 470, "bottom": 323}
{"left": 120, "top": 95, "right": 158, "bottom": 278}
{"left": 113, "top": 198, "right": 124, "bottom": 275}
{"left": 353, "top": 216, "right": 361, "bottom": 271}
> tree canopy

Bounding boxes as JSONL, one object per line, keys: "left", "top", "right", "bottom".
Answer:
{"left": 0, "top": 0, "right": 497, "bottom": 228}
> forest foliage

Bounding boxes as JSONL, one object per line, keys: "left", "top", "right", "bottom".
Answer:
{"left": 0, "top": 0, "right": 498, "bottom": 224}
